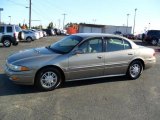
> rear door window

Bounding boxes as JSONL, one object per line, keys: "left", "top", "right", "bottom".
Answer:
{"left": 105, "top": 38, "right": 124, "bottom": 52}
{"left": 6, "top": 26, "right": 13, "bottom": 33}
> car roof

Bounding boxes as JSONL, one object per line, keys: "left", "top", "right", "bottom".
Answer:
{"left": 72, "top": 33, "right": 125, "bottom": 39}
{"left": 72, "top": 33, "right": 139, "bottom": 49}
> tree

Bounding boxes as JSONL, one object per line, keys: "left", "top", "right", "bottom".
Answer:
{"left": 65, "top": 22, "right": 79, "bottom": 29}
{"left": 47, "top": 22, "right": 54, "bottom": 29}
{"left": 19, "top": 23, "right": 22, "bottom": 28}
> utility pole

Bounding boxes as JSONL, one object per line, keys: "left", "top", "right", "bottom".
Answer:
{"left": 29, "top": 0, "right": 31, "bottom": 29}
{"left": 58, "top": 19, "right": 60, "bottom": 29}
{"left": 93, "top": 19, "right": 96, "bottom": 24}
{"left": 62, "top": 13, "right": 67, "bottom": 30}
{"left": 133, "top": 8, "right": 137, "bottom": 35}
{"left": 148, "top": 23, "right": 150, "bottom": 30}
{"left": 0, "top": 8, "right": 4, "bottom": 24}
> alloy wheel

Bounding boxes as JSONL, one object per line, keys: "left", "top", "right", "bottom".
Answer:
{"left": 40, "top": 71, "right": 58, "bottom": 89}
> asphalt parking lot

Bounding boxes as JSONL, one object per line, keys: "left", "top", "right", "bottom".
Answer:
{"left": 0, "top": 36, "right": 160, "bottom": 120}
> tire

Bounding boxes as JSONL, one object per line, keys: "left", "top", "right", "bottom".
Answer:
{"left": 2, "top": 39, "right": 11, "bottom": 47}
{"left": 26, "top": 37, "right": 32, "bottom": 42}
{"left": 151, "top": 39, "right": 158, "bottom": 46}
{"left": 127, "top": 61, "right": 143, "bottom": 80}
{"left": 35, "top": 67, "right": 62, "bottom": 91}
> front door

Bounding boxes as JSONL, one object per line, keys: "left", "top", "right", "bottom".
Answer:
{"left": 68, "top": 37, "right": 105, "bottom": 80}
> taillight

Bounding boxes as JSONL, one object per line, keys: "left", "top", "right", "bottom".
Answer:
{"left": 13, "top": 33, "right": 16, "bottom": 38}
{"left": 153, "top": 51, "right": 156, "bottom": 56}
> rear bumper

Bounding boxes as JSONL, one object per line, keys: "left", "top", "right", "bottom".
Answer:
{"left": 144, "top": 58, "right": 156, "bottom": 69}
{"left": 11, "top": 37, "right": 19, "bottom": 43}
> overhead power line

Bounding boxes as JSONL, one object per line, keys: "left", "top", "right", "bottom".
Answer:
{"left": 7, "top": 0, "right": 26, "bottom": 7}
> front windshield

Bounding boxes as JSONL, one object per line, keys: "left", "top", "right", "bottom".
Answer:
{"left": 50, "top": 35, "right": 83, "bottom": 54}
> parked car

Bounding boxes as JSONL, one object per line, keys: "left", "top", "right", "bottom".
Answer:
{"left": 37, "top": 30, "right": 44, "bottom": 38}
{"left": 134, "top": 34, "right": 142, "bottom": 40}
{"left": 124, "top": 34, "right": 135, "bottom": 40}
{"left": 43, "top": 29, "right": 55, "bottom": 36}
{"left": 114, "top": 31, "right": 123, "bottom": 36}
{"left": 61, "top": 29, "right": 67, "bottom": 35}
{"left": 143, "top": 30, "right": 160, "bottom": 45}
{"left": 5, "top": 33, "right": 156, "bottom": 91}
{"left": 42, "top": 30, "right": 47, "bottom": 37}
{"left": 30, "top": 29, "right": 43, "bottom": 38}
{"left": 0, "top": 24, "right": 24, "bottom": 47}
{"left": 22, "top": 30, "right": 40, "bottom": 42}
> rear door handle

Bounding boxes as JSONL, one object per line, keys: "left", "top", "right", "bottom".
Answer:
{"left": 128, "top": 53, "right": 133, "bottom": 55}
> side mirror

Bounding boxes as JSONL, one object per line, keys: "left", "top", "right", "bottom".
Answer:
{"left": 73, "top": 49, "right": 84, "bottom": 55}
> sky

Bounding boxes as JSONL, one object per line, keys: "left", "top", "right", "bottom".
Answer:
{"left": 0, "top": 0, "right": 160, "bottom": 34}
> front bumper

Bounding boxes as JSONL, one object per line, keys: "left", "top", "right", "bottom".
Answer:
{"left": 4, "top": 65, "right": 35, "bottom": 85}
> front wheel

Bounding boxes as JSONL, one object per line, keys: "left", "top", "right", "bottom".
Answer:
{"left": 127, "top": 61, "right": 143, "bottom": 79}
{"left": 26, "top": 37, "right": 32, "bottom": 42}
{"left": 36, "top": 68, "right": 62, "bottom": 91}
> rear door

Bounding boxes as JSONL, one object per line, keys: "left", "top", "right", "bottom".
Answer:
{"left": 68, "top": 37, "right": 105, "bottom": 80}
{"left": 104, "top": 37, "right": 135, "bottom": 75}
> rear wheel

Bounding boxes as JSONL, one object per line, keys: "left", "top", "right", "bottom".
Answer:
{"left": 2, "top": 39, "right": 11, "bottom": 47}
{"left": 35, "top": 67, "right": 62, "bottom": 91}
{"left": 151, "top": 39, "right": 158, "bottom": 45}
{"left": 127, "top": 61, "right": 143, "bottom": 79}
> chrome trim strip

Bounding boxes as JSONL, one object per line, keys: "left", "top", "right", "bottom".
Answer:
{"left": 66, "top": 74, "right": 126, "bottom": 81}
{"left": 69, "top": 64, "right": 104, "bottom": 70}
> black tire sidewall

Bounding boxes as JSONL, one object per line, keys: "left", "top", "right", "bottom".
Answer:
{"left": 36, "top": 68, "right": 62, "bottom": 91}
{"left": 127, "top": 61, "right": 143, "bottom": 80}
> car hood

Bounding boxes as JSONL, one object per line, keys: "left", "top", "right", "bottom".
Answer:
{"left": 7, "top": 47, "right": 61, "bottom": 64}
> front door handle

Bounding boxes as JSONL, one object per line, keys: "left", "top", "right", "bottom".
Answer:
{"left": 97, "top": 55, "right": 103, "bottom": 59}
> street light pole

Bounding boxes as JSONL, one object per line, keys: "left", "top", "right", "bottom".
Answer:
{"left": 126, "top": 14, "right": 130, "bottom": 34}
{"left": 62, "top": 13, "right": 67, "bottom": 30}
{"left": 133, "top": 8, "right": 137, "bottom": 35}
{"left": 8, "top": 16, "right": 11, "bottom": 24}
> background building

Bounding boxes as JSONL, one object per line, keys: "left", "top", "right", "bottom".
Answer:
{"left": 78, "top": 23, "right": 132, "bottom": 35}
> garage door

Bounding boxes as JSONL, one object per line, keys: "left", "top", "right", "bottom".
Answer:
{"left": 82, "top": 27, "right": 102, "bottom": 33}
{"left": 92, "top": 28, "right": 102, "bottom": 33}
{"left": 83, "top": 27, "right": 91, "bottom": 33}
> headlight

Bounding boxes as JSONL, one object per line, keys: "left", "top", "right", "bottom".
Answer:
{"left": 7, "top": 64, "right": 29, "bottom": 71}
